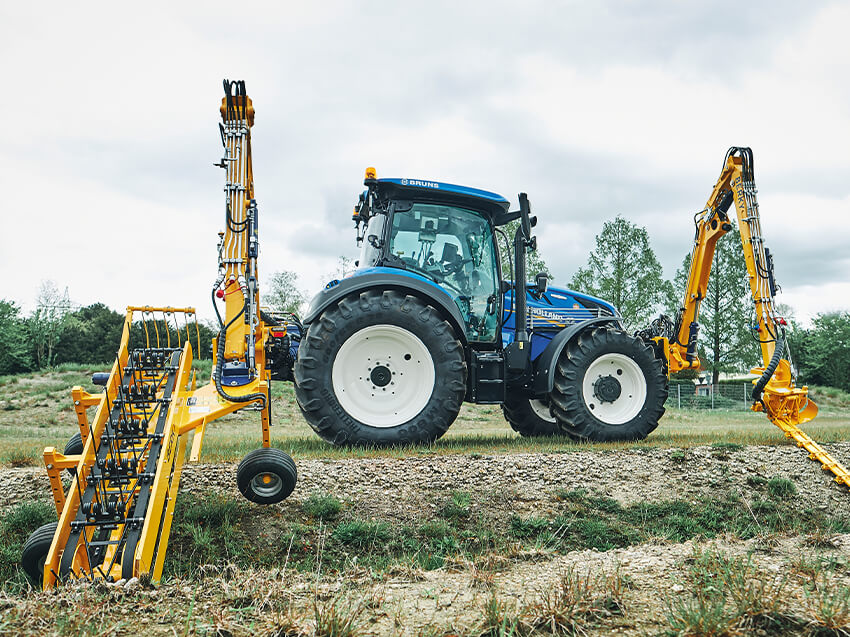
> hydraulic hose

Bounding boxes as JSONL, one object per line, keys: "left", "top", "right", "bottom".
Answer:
{"left": 213, "top": 301, "right": 267, "bottom": 408}
{"left": 752, "top": 332, "right": 785, "bottom": 403}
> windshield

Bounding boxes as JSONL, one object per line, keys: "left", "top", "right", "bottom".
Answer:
{"left": 387, "top": 202, "right": 499, "bottom": 342}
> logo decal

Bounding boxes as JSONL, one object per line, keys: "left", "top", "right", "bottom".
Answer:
{"left": 401, "top": 179, "right": 440, "bottom": 189}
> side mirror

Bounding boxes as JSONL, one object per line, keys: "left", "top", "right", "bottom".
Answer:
{"left": 535, "top": 272, "right": 549, "bottom": 297}
{"left": 519, "top": 192, "right": 531, "bottom": 239}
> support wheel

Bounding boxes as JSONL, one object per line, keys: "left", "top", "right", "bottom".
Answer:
{"left": 237, "top": 448, "right": 297, "bottom": 505}
{"left": 294, "top": 289, "right": 467, "bottom": 446}
{"left": 63, "top": 432, "right": 84, "bottom": 476}
{"left": 550, "top": 327, "right": 667, "bottom": 441}
{"left": 21, "top": 522, "right": 58, "bottom": 586}
{"left": 502, "top": 395, "right": 561, "bottom": 437}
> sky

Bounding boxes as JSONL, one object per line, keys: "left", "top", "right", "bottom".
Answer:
{"left": 1, "top": 1, "right": 848, "bottom": 326}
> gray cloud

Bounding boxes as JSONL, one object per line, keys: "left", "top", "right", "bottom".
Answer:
{"left": 0, "top": 1, "right": 846, "bottom": 325}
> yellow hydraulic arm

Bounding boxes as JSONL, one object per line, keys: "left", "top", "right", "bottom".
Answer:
{"left": 652, "top": 147, "right": 848, "bottom": 488}
{"left": 36, "top": 80, "right": 296, "bottom": 590}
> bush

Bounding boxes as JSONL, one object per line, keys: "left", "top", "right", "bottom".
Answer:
{"left": 301, "top": 492, "right": 342, "bottom": 520}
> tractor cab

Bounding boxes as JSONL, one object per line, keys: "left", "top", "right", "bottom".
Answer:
{"left": 352, "top": 175, "right": 518, "bottom": 343}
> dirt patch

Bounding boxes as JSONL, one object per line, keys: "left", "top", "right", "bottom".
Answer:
{"left": 2, "top": 534, "right": 849, "bottom": 635}
{"left": 5, "top": 443, "right": 847, "bottom": 516}
{"left": 2, "top": 444, "right": 849, "bottom": 634}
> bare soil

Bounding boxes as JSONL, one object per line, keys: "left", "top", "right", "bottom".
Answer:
{"left": 1, "top": 444, "right": 849, "bottom": 634}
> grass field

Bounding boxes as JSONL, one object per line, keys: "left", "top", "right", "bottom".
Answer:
{"left": 0, "top": 366, "right": 848, "bottom": 466}
{"left": 2, "top": 368, "right": 850, "bottom": 634}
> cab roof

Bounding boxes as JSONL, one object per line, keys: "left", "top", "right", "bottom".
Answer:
{"left": 376, "top": 177, "right": 516, "bottom": 225}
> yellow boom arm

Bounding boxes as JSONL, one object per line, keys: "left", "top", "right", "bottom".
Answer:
{"left": 656, "top": 147, "right": 848, "bottom": 488}
{"left": 667, "top": 148, "right": 782, "bottom": 371}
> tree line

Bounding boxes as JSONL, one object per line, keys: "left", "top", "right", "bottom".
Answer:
{"left": 1, "top": 218, "right": 847, "bottom": 392}
{"left": 0, "top": 282, "right": 216, "bottom": 375}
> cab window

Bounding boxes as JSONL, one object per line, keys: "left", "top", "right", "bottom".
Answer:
{"left": 388, "top": 203, "right": 500, "bottom": 342}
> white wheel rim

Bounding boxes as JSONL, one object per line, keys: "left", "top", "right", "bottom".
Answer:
{"left": 529, "top": 398, "right": 556, "bottom": 423}
{"left": 581, "top": 353, "right": 647, "bottom": 425}
{"left": 331, "top": 325, "right": 435, "bottom": 428}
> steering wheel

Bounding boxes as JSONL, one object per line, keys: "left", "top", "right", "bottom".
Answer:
{"left": 442, "top": 257, "right": 473, "bottom": 276}
{"left": 423, "top": 264, "right": 465, "bottom": 295}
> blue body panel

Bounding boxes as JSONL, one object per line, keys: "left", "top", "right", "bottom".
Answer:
{"left": 501, "top": 285, "right": 616, "bottom": 359}
{"left": 331, "top": 265, "right": 446, "bottom": 291}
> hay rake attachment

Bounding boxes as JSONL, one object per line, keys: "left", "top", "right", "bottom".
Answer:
{"left": 28, "top": 80, "right": 298, "bottom": 589}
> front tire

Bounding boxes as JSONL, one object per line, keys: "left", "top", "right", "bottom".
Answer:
{"left": 294, "top": 289, "right": 467, "bottom": 446}
{"left": 502, "top": 395, "right": 561, "bottom": 437}
{"left": 550, "top": 327, "right": 667, "bottom": 441}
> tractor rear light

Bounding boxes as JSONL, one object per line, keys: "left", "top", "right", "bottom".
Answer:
{"left": 776, "top": 317, "right": 787, "bottom": 326}
{"left": 270, "top": 329, "right": 286, "bottom": 338}
{"left": 215, "top": 289, "right": 224, "bottom": 299}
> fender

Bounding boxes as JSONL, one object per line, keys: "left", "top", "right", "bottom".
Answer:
{"left": 302, "top": 271, "right": 470, "bottom": 346}
{"left": 530, "top": 316, "right": 624, "bottom": 394}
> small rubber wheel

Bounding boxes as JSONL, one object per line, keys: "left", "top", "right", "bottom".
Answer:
{"left": 502, "top": 395, "right": 561, "bottom": 437}
{"left": 21, "top": 522, "right": 58, "bottom": 586}
{"left": 550, "top": 326, "right": 667, "bottom": 442}
{"left": 63, "top": 432, "right": 84, "bottom": 475}
{"left": 237, "top": 448, "right": 297, "bottom": 505}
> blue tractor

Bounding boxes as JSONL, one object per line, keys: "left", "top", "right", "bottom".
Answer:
{"left": 292, "top": 170, "right": 668, "bottom": 446}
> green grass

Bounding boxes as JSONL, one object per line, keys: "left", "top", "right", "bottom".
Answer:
{"left": 663, "top": 547, "right": 850, "bottom": 636}
{"left": 439, "top": 490, "right": 472, "bottom": 520}
{"left": 100, "top": 484, "right": 850, "bottom": 587}
{"left": 0, "top": 501, "right": 55, "bottom": 591}
{"left": 1, "top": 369, "right": 848, "bottom": 467}
{"left": 767, "top": 476, "right": 797, "bottom": 498}
{"left": 301, "top": 492, "right": 343, "bottom": 520}
{"left": 164, "top": 494, "right": 249, "bottom": 575}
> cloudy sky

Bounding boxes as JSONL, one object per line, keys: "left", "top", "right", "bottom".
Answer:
{"left": 1, "top": 1, "right": 848, "bottom": 325}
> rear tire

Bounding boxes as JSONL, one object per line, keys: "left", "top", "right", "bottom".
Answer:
{"left": 63, "top": 432, "right": 84, "bottom": 476}
{"left": 21, "top": 522, "right": 58, "bottom": 586}
{"left": 550, "top": 326, "right": 667, "bottom": 441}
{"left": 294, "top": 289, "right": 467, "bottom": 446}
{"left": 237, "top": 448, "right": 297, "bottom": 505}
{"left": 502, "top": 395, "right": 561, "bottom": 437}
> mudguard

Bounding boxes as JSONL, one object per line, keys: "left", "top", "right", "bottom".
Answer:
{"left": 530, "top": 316, "right": 624, "bottom": 395}
{"left": 302, "top": 271, "right": 470, "bottom": 346}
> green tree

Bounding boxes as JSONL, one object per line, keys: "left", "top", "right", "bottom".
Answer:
{"left": 570, "top": 215, "right": 672, "bottom": 329}
{"left": 670, "top": 228, "right": 759, "bottom": 385}
{"left": 0, "top": 299, "right": 34, "bottom": 375}
{"left": 29, "top": 280, "right": 74, "bottom": 368}
{"left": 53, "top": 303, "right": 124, "bottom": 365}
{"left": 499, "top": 220, "right": 550, "bottom": 281}
{"left": 264, "top": 270, "right": 307, "bottom": 315}
{"left": 797, "top": 312, "right": 850, "bottom": 391}
{"left": 322, "top": 255, "right": 356, "bottom": 285}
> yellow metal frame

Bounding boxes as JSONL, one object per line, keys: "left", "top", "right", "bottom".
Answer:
{"left": 42, "top": 306, "right": 277, "bottom": 588}
{"left": 41, "top": 83, "right": 285, "bottom": 589}
{"left": 662, "top": 149, "right": 849, "bottom": 488}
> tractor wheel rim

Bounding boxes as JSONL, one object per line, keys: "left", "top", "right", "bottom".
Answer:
{"left": 581, "top": 353, "right": 646, "bottom": 425}
{"left": 529, "top": 398, "right": 556, "bottom": 423}
{"left": 332, "top": 324, "right": 435, "bottom": 428}
{"left": 250, "top": 472, "right": 283, "bottom": 498}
